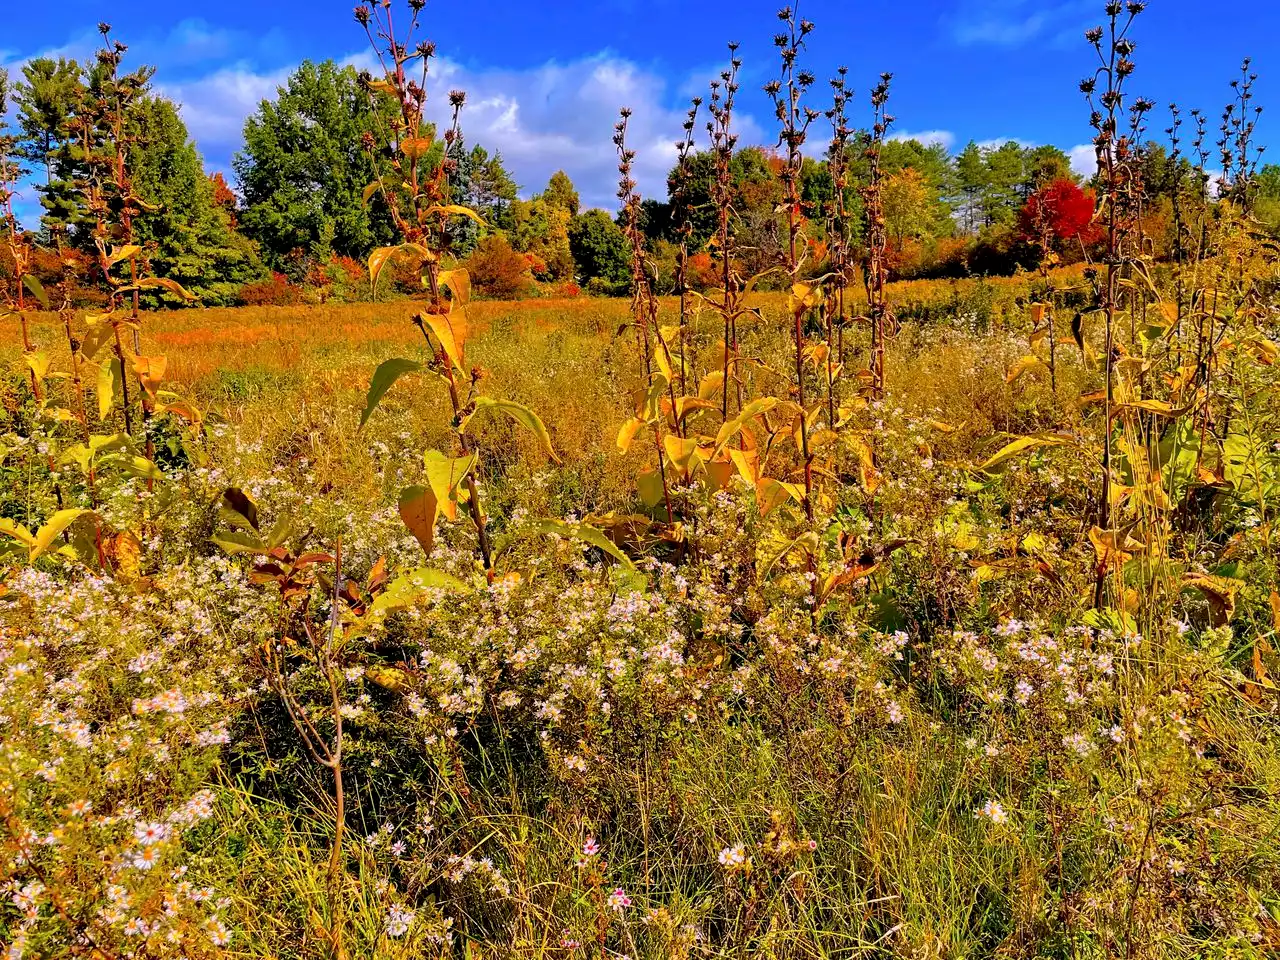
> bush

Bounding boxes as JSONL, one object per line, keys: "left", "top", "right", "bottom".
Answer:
{"left": 237, "top": 272, "right": 304, "bottom": 307}
{"left": 465, "top": 234, "right": 535, "bottom": 300}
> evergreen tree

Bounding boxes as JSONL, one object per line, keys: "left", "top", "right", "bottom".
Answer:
{"left": 129, "top": 97, "right": 265, "bottom": 305}
{"left": 10, "top": 57, "right": 81, "bottom": 190}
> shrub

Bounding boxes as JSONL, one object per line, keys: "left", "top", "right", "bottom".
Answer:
{"left": 465, "top": 234, "right": 534, "bottom": 300}
{"left": 237, "top": 272, "right": 304, "bottom": 307}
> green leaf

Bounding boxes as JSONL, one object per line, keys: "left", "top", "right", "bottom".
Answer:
{"left": 210, "top": 530, "right": 270, "bottom": 556}
{"left": 31, "top": 509, "right": 94, "bottom": 562}
{"left": 463, "top": 396, "right": 560, "bottom": 463}
{"left": 22, "top": 274, "right": 50, "bottom": 309}
{"left": 637, "top": 469, "right": 664, "bottom": 508}
{"left": 361, "top": 181, "right": 380, "bottom": 208}
{"left": 369, "top": 567, "right": 468, "bottom": 616}
{"left": 533, "top": 519, "right": 635, "bottom": 570}
{"left": 220, "top": 488, "right": 260, "bottom": 532}
{"left": 361, "top": 358, "right": 423, "bottom": 429}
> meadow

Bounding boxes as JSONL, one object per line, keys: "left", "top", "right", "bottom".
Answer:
{"left": 2, "top": 2, "right": 1280, "bottom": 959}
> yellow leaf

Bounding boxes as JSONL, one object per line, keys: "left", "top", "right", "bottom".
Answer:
{"left": 1184, "top": 574, "right": 1244, "bottom": 627}
{"left": 663, "top": 435, "right": 702, "bottom": 474}
{"left": 1088, "top": 525, "right": 1145, "bottom": 572}
{"left": 617, "top": 417, "right": 646, "bottom": 454}
{"left": 704, "top": 457, "right": 734, "bottom": 491}
{"left": 107, "top": 530, "right": 142, "bottom": 579}
{"left": 369, "top": 243, "right": 432, "bottom": 292}
{"left": 366, "top": 666, "right": 413, "bottom": 694}
{"left": 423, "top": 450, "right": 477, "bottom": 523}
{"left": 420, "top": 310, "right": 467, "bottom": 372}
{"left": 423, "top": 204, "right": 486, "bottom": 227}
{"left": 674, "top": 396, "right": 714, "bottom": 420}
{"left": 32, "top": 509, "right": 95, "bottom": 563}
{"left": 25, "top": 351, "right": 53, "bottom": 382}
{"left": 400, "top": 136, "right": 434, "bottom": 160}
{"left": 97, "top": 357, "right": 121, "bottom": 420}
{"left": 1006, "top": 355, "right": 1046, "bottom": 384}
{"left": 438, "top": 268, "right": 471, "bottom": 308}
{"left": 756, "top": 478, "right": 804, "bottom": 518}
{"left": 131, "top": 354, "right": 167, "bottom": 398}
{"left": 729, "top": 448, "right": 760, "bottom": 485}
{"left": 106, "top": 244, "right": 142, "bottom": 267}
{"left": 0, "top": 518, "right": 37, "bottom": 551}
{"left": 697, "top": 372, "right": 724, "bottom": 402}
{"left": 977, "top": 433, "right": 1073, "bottom": 473}
{"left": 713, "top": 397, "right": 779, "bottom": 453}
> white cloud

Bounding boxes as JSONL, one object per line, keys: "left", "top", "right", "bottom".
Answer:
{"left": 951, "top": 0, "right": 1091, "bottom": 47}
{"left": 976, "top": 137, "right": 1033, "bottom": 150}
{"left": 156, "top": 63, "right": 294, "bottom": 157}
{"left": 1068, "top": 142, "right": 1096, "bottom": 179}
{"left": 426, "top": 54, "right": 768, "bottom": 209}
{"left": 889, "top": 129, "right": 956, "bottom": 150}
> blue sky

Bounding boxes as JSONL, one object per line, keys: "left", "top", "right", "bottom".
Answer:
{"left": 2, "top": 0, "right": 1276, "bottom": 220}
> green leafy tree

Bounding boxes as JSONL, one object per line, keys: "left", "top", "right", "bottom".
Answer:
{"left": 568, "top": 208, "right": 629, "bottom": 290}
{"left": 511, "top": 172, "right": 582, "bottom": 281}
{"left": 954, "top": 141, "right": 986, "bottom": 233}
{"left": 235, "top": 60, "right": 402, "bottom": 270}
{"left": 544, "top": 170, "right": 580, "bottom": 216}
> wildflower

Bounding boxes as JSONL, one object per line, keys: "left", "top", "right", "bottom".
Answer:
{"left": 385, "top": 904, "right": 416, "bottom": 938}
{"left": 134, "top": 821, "right": 170, "bottom": 845}
{"left": 131, "top": 844, "right": 163, "bottom": 870}
{"left": 717, "top": 844, "right": 750, "bottom": 872}
{"left": 975, "top": 799, "right": 1009, "bottom": 825}
{"left": 608, "top": 887, "right": 632, "bottom": 911}
{"left": 582, "top": 837, "right": 600, "bottom": 857}
{"left": 1063, "top": 732, "right": 1096, "bottom": 757}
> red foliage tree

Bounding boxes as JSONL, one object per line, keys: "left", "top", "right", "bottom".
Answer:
{"left": 1020, "top": 178, "right": 1102, "bottom": 253}
{"left": 465, "top": 235, "right": 534, "bottom": 300}
{"left": 210, "top": 172, "right": 239, "bottom": 227}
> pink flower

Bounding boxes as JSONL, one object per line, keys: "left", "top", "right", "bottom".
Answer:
{"left": 582, "top": 837, "right": 600, "bottom": 857}
{"left": 608, "top": 887, "right": 631, "bottom": 911}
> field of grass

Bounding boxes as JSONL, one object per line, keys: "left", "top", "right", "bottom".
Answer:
{"left": 3, "top": 245, "right": 1280, "bottom": 958}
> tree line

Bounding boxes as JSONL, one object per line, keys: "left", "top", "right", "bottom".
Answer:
{"left": 5, "top": 41, "right": 1280, "bottom": 306}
